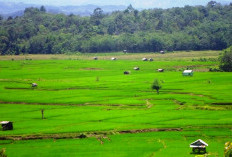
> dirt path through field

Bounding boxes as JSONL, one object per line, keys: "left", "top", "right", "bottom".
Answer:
{"left": 0, "top": 128, "right": 182, "bottom": 141}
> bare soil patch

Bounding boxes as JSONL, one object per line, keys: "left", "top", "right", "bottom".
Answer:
{"left": 119, "top": 128, "right": 182, "bottom": 134}
{"left": 80, "top": 68, "right": 102, "bottom": 70}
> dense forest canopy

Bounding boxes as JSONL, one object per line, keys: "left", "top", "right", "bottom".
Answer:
{"left": 0, "top": 1, "right": 232, "bottom": 54}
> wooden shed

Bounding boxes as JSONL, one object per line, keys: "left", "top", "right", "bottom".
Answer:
{"left": 134, "top": 67, "right": 140, "bottom": 70}
{"left": 31, "top": 83, "right": 38, "bottom": 87}
{"left": 157, "top": 69, "right": 164, "bottom": 72}
{"left": 160, "top": 50, "right": 165, "bottom": 54}
{"left": 1, "top": 121, "right": 13, "bottom": 131}
{"left": 183, "top": 70, "right": 193, "bottom": 76}
{"left": 124, "top": 71, "right": 130, "bottom": 75}
{"left": 190, "top": 139, "right": 208, "bottom": 154}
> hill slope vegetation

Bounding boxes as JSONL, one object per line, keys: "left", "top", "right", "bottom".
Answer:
{"left": 0, "top": 1, "right": 232, "bottom": 54}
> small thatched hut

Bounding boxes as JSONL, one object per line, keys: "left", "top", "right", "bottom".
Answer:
{"left": 134, "top": 67, "right": 140, "bottom": 70}
{"left": 157, "top": 69, "right": 164, "bottom": 72}
{"left": 1, "top": 121, "right": 13, "bottom": 131}
{"left": 124, "top": 71, "right": 130, "bottom": 75}
{"left": 31, "top": 83, "right": 37, "bottom": 87}
{"left": 111, "top": 57, "right": 117, "bottom": 60}
{"left": 142, "top": 58, "right": 148, "bottom": 61}
{"left": 190, "top": 139, "right": 208, "bottom": 154}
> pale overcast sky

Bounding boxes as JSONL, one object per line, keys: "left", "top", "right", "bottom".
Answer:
{"left": 5, "top": 0, "right": 232, "bottom": 8}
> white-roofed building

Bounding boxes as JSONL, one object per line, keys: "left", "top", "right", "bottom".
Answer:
{"left": 183, "top": 70, "right": 193, "bottom": 76}
{"left": 1, "top": 121, "right": 13, "bottom": 131}
{"left": 190, "top": 139, "right": 208, "bottom": 154}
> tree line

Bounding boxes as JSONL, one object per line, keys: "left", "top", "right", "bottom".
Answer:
{"left": 0, "top": 1, "right": 232, "bottom": 55}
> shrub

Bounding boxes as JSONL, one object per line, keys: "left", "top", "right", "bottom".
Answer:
{"left": 0, "top": 148, "right": 7, "bottom": 157}
{"left": 225, "top": 142, "right": 232, "bottom": 157}
{"left": 151, "top": 79, "right": 162, "bottom": 94}
{"left": 219, "top": 46, "right": 232, "bottom": 72}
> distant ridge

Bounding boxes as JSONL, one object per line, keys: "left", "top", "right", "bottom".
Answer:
{"left": 0, "top": 1, "right": 127, "bottom": 18}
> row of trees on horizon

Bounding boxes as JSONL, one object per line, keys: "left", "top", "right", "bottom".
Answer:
{"left": 0, "top": 1, "right": 232, "bottom": 55}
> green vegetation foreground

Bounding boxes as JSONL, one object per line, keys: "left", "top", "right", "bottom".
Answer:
{"left": 0, "top": 51, "right": 232, "bottom": 156}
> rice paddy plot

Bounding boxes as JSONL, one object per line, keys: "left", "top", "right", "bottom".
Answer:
{"left": 0, "top": 51, "right": 231, "bottom": 156}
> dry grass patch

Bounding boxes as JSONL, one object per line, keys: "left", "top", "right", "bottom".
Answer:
{"left": 0, "top": 51, "right": 220, "bottom": 61}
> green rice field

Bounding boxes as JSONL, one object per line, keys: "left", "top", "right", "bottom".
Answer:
{"left": 0, "top": 51, "right": 231, "bottom": 156}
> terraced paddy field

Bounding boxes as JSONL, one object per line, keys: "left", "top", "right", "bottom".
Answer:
{"left": 0, "top": 51, "right": 231, "bottom": 156}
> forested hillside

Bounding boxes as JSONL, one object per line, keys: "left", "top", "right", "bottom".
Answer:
{"left": 0, "top": 1, "right": 232, "bottom": 54}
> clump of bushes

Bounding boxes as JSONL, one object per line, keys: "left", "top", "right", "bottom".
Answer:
{"left": 0, "top": 148, "right": 7, "bottom": 157}
{"left": 209, "top": 68, "right": 221, "bottom": 72}
{"left": 219, "top": 46, "right": 232, "bottom": 72}
{"left": 192, "top": 58, "right": 219, "bottom": 62}
{"left": 225, "top": 142, "right": 232, "bottom": 157}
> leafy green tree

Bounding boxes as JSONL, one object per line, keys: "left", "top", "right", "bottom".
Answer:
{"left": 151, "top": 79, "right": 162, "bottom": 94}
{"left": 0, "top": 36, "right": 9, "bottom": 55}
{"left": 40, "top": 6, "right": 46, "bottom": 12}
{"left": 91, "top": 8, "right": 104, "bottom": 25}
{"left": 219, "top": 46, "right": 232, "bottom": 72}
{"left": 207, "top": 1, "right": 217, "bottom": 8}
{"left": 24, "top": 7, "right": 40, "bottom": 15}
{"left": 0, "top": 3, "right": 231, "bottom": 54}
{"left": 124, "top": 4, "right": 135, "bottom": 14}
{"left": 7, "top": 16, "right": 13, "bottom": 21}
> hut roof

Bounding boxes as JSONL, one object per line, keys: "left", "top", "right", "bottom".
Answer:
{"left": 0, "top": 121, "right": 11, "bottom": 124}
{"left": 142, "top": 58, "right": 148, "bottom": 61}
{"left": 157, "top": 69, "right": 164, "bottom": 72}
{"left": 190, "top": 139, "right": 208, "bottom": 148}
{"left": 183, "top": 70, "right": 193, "bottom": 73}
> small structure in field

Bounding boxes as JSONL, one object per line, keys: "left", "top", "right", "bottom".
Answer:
{"left": 142, "top": 58, "right": 148, "bottom": 61}
{"left": 1, "top": 121, "right": 13, "bottom": 131}
{"left": 79, "top": 133, "right": 87, "bottom": 138}
{"left": 183, "top": 70, "right": 193, "bottom": 76}
{"left": 93, "top": 57, "right": 98, "bottom": 60}
{"left": 160, "top": 50, "right": 165, "bottom": 54}
{"left": 190, "top": 139, "right": 208, "bottom": 154}
{"left": 149, "top": 58, "right": 154, "bottom": 61}
{"left": 157, "top": 69, "right": 164, "bottom": 72}
{"left": 123, "top": 50, "right": 127, "bottom": 54}
{"left": 111, "top": 57, "right": 117, "bottom": 60}
{"left": 31, "top": 83, "right": 38, "bottom": 87}
{"left": 134, "top": 67, "right": 140, "bottom": 70}
{"left": 124, "top": 71, "right": 130, "bottom": 75}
